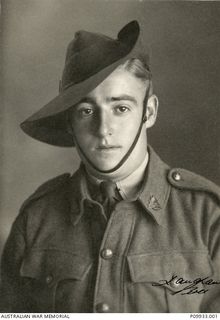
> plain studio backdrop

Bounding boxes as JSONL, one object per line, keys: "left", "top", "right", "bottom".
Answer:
{"left": 1, "top": 0, "right": 220, "bottom": 258}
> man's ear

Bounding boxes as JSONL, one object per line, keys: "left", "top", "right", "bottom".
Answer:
{"left": 145, "top": 94, "right": 159, "bottom": 129}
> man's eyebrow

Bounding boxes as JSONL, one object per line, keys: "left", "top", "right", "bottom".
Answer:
{"left": 78, "top": 95, "right": 138, "bottom": 105}
{"left": 109, "top": 95, "right": 137, "bottom": 105}
{"left": 78, "top": 97, "right": 95, "bottom": 104}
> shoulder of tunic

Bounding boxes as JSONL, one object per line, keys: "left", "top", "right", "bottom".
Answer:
{"left": 167, "top": 168, "right": 220, "bottom": 204}
{"left": 19, "top": 173, "right": 71, "bottom": 212}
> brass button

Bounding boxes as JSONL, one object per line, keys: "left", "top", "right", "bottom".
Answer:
{"left": 172, "top": 171, "right": 181, "bottom": 181}
{"left": 101, "top": 248, "right": 113, "bottom": 260}
{"left": 45, "top": 275, "right": 53, "bottom": 284}
{"left": 96, "top": 302, "right": 110, "bottom": 313}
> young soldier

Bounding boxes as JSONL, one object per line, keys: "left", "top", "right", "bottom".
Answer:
{"left": 1, "top": 21, "right": 220, "bottom": 313}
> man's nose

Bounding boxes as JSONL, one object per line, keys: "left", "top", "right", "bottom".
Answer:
{"left": 95, "top": 111, "right": 112, "bottom": 137}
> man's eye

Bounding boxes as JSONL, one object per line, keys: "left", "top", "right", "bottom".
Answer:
{"left": 80, "top": 108, "right": 94, "bottom": 117}
{"left": 115, "top": 105, "right": 129, "bottom": 113}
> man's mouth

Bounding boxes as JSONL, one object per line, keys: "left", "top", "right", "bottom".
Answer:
{"left": 96, "top": 145, "right": 121, "bottom": 151}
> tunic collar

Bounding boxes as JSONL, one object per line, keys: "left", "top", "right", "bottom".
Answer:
{"left": 138, "top": 145, "right": 171, "bottom": 225}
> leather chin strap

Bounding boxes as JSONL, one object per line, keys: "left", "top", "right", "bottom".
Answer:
{"left": 70, "top": 86, "right": 149, "bottom": 174}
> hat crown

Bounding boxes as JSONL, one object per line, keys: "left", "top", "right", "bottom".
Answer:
{"left": 65, "top": 20, "right": 140, "bottom": 61}
{"left": 65, "top": 31, "right": 116, "bottom": 62}
{"left": 61, "top": 20, "right": 142, "bottom": 91}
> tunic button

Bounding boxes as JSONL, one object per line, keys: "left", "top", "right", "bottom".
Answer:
{"left": 96, "top": 302, "right": 110, "bottom": 313}
{"left": 172, "top": 171, "right": 181, "bottom": 181}
{"left": 45, "top": 275, "right": 53, "bottom": 284}
{"left": 101, "top": 248, "right": 113, "bottom": 259}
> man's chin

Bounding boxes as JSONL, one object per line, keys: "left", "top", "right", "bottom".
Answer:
{"left": 82, "top": 154, "right": 123, "bottom": 171}
{"left": 83, "top": 150, "right": 125, "bottom": 172}
{"left": 89, "top": 160, "right": 119, "bottom": 172}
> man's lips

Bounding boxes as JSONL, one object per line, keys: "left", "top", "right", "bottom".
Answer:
{"left": 96, "top": 145, "right": 121, "bottom": 150}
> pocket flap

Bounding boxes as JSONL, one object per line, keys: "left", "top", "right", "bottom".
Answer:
{"left": 127, "top": 251, "right": 213, "bottom": 284}
{"left": 20, "top": 249, "right": 92, "bottom": 282}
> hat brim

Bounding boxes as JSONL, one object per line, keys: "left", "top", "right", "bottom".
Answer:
{"left": 20, "top": 21, "right": 147, "bottom": 147}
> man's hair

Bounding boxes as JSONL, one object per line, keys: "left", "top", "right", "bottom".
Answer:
{"left": 120, "top": 58, "right": 153, "bottom": 96}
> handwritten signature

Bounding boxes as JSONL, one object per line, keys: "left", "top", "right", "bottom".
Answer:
{"left": 152, "top": 275, "right": 220, "bottom": 295}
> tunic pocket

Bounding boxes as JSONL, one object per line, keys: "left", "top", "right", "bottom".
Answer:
{"left": 127, "top": 251, "right": 213, "bottom": 312}
{"left": 19, "top": 249, "right": 92, "bottom": 312}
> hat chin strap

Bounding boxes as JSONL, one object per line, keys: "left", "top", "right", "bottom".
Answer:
{"left": 72, "top": 88, "right": 149, "bottom": 176}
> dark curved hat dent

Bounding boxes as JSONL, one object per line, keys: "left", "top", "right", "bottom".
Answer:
{"left": 21, "top": 20, "right": 151, "bottom": 147}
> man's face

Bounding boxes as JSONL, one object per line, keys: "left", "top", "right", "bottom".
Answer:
{"left": 70, "top": 67, "right": 149, "bottom": 173}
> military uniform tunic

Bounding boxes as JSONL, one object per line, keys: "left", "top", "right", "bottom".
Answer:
{"left": 1, "top": 146, "right": 220, "bottom": 312}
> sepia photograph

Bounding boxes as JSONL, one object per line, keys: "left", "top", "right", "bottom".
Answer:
{"left": 1, "top": 0, "right": 220, "bottom": 314}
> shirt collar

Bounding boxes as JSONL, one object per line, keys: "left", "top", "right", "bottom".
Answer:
{"left": 68, "top": 145, "right": 171, "bottom": 226}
